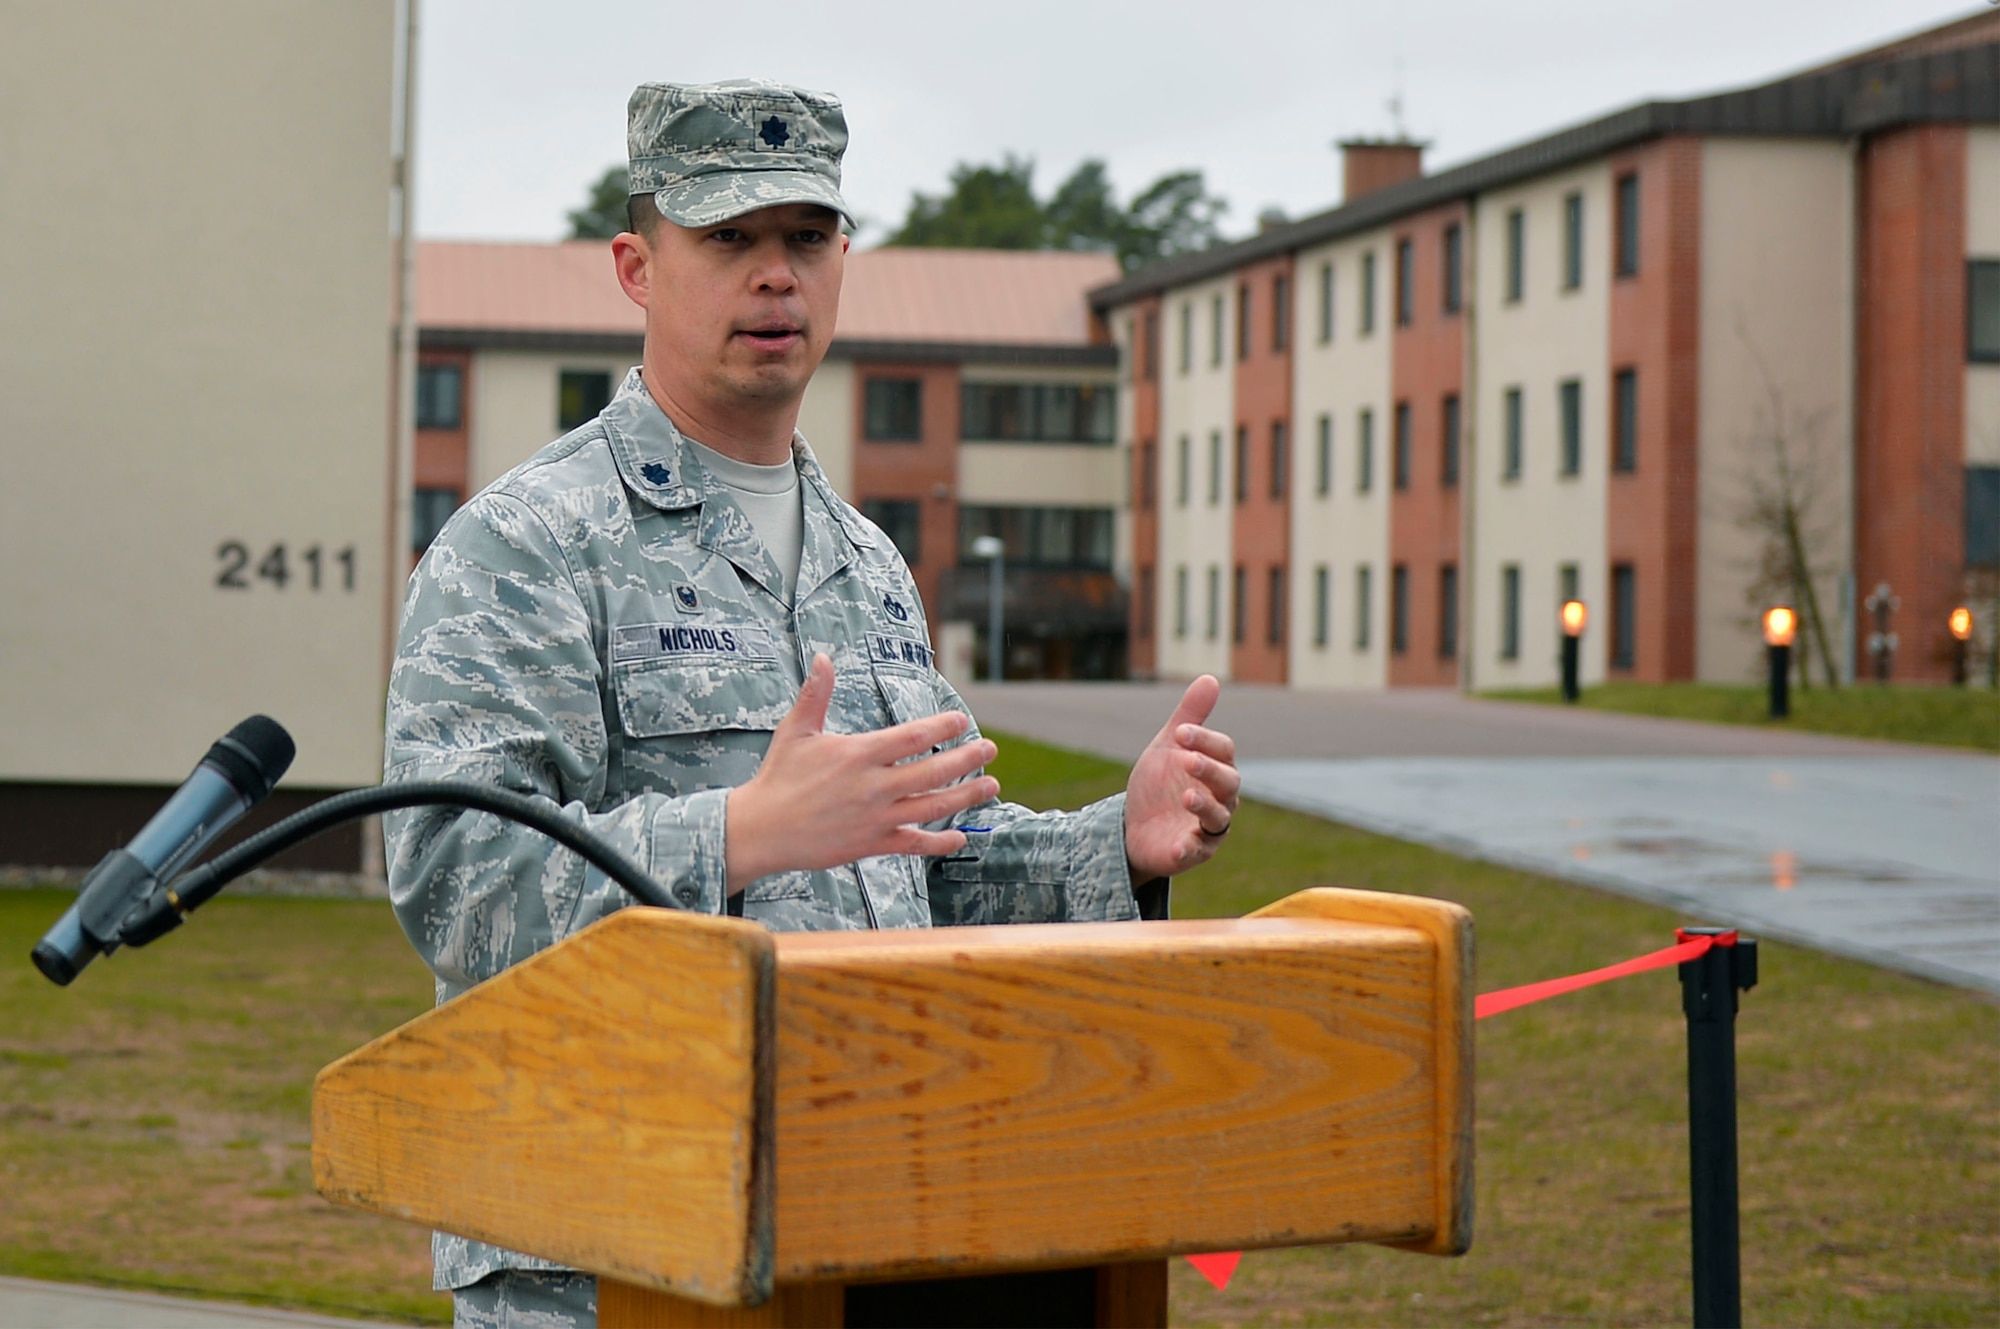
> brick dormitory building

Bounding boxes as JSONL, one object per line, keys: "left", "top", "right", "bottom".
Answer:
{"left": 414, "top": 245, "right": 1128, "bottom": 680}
{"left": 1102, "top": 11, "right": 2000, "bottom": 690}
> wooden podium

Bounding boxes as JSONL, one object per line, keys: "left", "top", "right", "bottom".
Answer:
{"left": 312, "top": 888, "right": 1472, "bottom": 1327}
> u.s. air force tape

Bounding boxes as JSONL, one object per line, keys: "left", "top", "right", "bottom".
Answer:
{"left": 867, "top": 632, "right": 934, "bottom": 671}
{"left": 612, "top": 621, "right": 780, "bottom": 665}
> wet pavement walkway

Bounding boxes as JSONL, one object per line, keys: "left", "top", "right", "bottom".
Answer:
{"left": 961, "top": 683, "right": 2000, "bottom": 994}
{"left": 0, "top": 1275, "right": 387, "bottom": 1327}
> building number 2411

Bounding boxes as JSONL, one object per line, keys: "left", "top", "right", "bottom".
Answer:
{"left": 215, "top": 541, "right": 356, "bottom": 592}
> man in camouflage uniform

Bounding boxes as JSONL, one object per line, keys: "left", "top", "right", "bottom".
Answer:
{"left": 384, "top": 79, "right": 1241, "bottom": 1329}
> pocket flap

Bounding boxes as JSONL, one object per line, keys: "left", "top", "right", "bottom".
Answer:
{"left": 614, "top": 661, "right": 794, "bottom": 738}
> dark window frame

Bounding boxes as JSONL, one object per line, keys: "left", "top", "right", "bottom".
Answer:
{"left": 1174, "top": 564, "right": 1189, "bottom": 639}
{"left": 1233, "top": 425, "right": 1250, "bottom": 505}
{"left": 1312, "top": 563, "right": 1330, "bottom": 648}
{"left": 1442, "top": 223, "right": 1463, "bottom": 314}
{"left": 1269, "top": 419, "right": 1288, "bottom": 500}
{"left": 1615, "top": 171, "right": 1640, "bottom": 278}
{"left": 1438, "top": 563, "right": 1458, "bottom": 660}
{"left": 1499, "top": 563, "right": 1521, "bottom": 661}
{"left": 1318, "top": 261, "right": 1335, "bottom": 343}
{"left": 862, "top": 498, "right": 923, "bottom": 565}
{"left": 1393, "top": 400, "right": 1412, "bottom": 491}
{"left": 1505, "top": 208, "right": 1525, "bottom": 303}
{"left": 960, "top": 382, "right": 1116, "bottom": 445}
{"left": 863, "top": 377, "right": 924, "bottom": 441}
{"left": 1562, "top": 192, "right": 1585, "bottom": 291}
{"left": 1969, "top": 259, "right": 2000, "bottom": 363}
{"left": 1360, "top": 251, "right": 1377, "bottom": 335}
{"left": 1503, "top": 386, "right": 1524, "bottom": 480}
{"left": 1267, "top": 564, "right": 1286, "bottom": 646}
{"left": 1612, "top": 368, "right": 1638, "bottom": 473}
{"left": 1441, "top": 394, "right": 1461, "bottom": 488}
{"left": 1272, "top": 273, "right": 1291, "bottom": 353}
{"left": 1232, "top": 564, "right": 1247, "bottom": 644}
{"left": 556, "top": 368, "right": 612, "bottom": 432}
{"left": 1315, "top": 413, "right": 1333, "bottom": 497}
{"left": 1355, "top": 564, "right": 1373, "bottom": 650}
{"left": 1559, "top": 378, "right": 1583, "bottom": 477}
{"left": 1141, "top": 311, "right": 1159, "bottom": 381}
{"left": 1358, "top": 408, "right": 1375, "bottom": 493}
{"left": 415, "top": 362, "right": 464, "bottom": 431}
{"left": 1390, "top": 563, "right": 1410, "bottom": 655}
{"left": 1610, "top": 562, "right": 1637, "bottom": 669}
{"left": 1236, "top": 283, "right": 1252, "bottom": 362}
{"left": 412, "top": 486, "right": 460, "bottom": 554}
{"left": 1395, "top": 237, "right": 1414, "bottom": 327}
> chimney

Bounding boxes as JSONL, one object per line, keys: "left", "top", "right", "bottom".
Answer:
{"left": 1339, "top": 139, "right": 1426, "bottom": 203}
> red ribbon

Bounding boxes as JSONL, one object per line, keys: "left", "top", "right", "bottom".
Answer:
{"left": 1187, "top": 930, "right": 1738, "bottom": 1290}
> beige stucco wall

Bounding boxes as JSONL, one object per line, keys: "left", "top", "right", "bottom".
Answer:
{"left": 1467, "top": 165, "right": 1612, "bottom": 691}
{"left": 958, "top": 444, "right": 1123, "bottom": 506}
{"left": 1155, "top": 279, "right": 1237, "bottom": 680}
{"left": 1696, "top": 138, "right": 1854, "bottom": 683}
{"left": 1966, "top": 126, "right": 2000, "bottom": 466}
{"left": 0, "top": 1, "right": 396, "bottom": 786}
{"left": 797, "top": 356, "right": 856, "bottom": 499}
{"left": 1288, "top": 233, "right": 1394, "bottom": 688}
{"left": 467, "top": 350, "right": 638, "bottom": 492}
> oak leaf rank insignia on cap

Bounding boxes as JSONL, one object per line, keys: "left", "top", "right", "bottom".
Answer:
{"left": 627, "top": 79, "right": 852, "bottom": 228}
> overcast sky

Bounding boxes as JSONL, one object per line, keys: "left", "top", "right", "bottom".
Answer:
{"left": 414, "top": 0, "right": 1979, "bottom": 247}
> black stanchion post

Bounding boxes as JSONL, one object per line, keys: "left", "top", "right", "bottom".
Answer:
{"left": 1761, "top": 607, "right": 1794, "bottom": 721}
{"left": 1560, "top": 599, "right": 1586, "bottom": 703}
{"left": 1678, "top": 928, "right": 1758, "bottom": 1329}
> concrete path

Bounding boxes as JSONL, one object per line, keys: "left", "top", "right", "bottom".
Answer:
{"left": 961, "top": 683, "right": 2000, "bottom": 994}
{"left": 0, "top": 1276, "right": 387, "bottom": 1328}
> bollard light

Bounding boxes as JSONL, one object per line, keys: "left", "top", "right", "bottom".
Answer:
{"left": 1763, "top": 606, "right": 1794, "bottom": 720}
{"left": 1949, "top": 606, "right": 1972, "bottom": 686}
{"left": 1559, "top": 599, "right": 1586, "bottom": 703}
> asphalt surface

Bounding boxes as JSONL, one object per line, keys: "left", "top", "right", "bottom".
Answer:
{"left": 961, "top": 682, "right": 2000, "bottom": 994}
{"left": 0, "top": 1276, "right": 385, "bottom": 1328}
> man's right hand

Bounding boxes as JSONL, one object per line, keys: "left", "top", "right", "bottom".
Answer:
{"left": 724, "top": 653, "right": 997, "bottom": 893}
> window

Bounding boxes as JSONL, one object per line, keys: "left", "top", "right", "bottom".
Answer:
{"left": 1208, "top": 431, "right": 1222, "bottom": 504}
{"left": 415, "top": 363, "right": 463, "bottom": 430}
{"left": 1970, "top": 260, "right": 2000, "bottom": 362}
{"left": 1615, "top": 172, "right": 1640, "bottom": 277}
{"left": 1559, "top": 379, "right": 1582, "bottom": 476}
{"left": 1318, "top": 261, "right": 1335, "bottom": 343}
{"left": 1355, "top": 565, "right": 1373, "bottom": 649}
{"left": 1139, "top": 439, "right": 1157, "bottom": 509}
{"left": 1360, "top": 251, "right": 1377, "bottom": 334}
{"left": 412, "top": 487, "right": 459, "bottom": 553}
{"left": 1211, "top": 295, "right": 1225, "bottom": 366}
{"left": 1613, "top": 369, "right": 1638, "bottom": 473}
{"left": 1562, "top": 193, "right": 1584, "bottom": 290}
{"left": 1313, "top": 564, "right": 1330, "bottom": 647}
{"left": 1234, "top": 426, "right": 1249, "bottom": 504}
{"left": 1611, "top": 563, "right": 1636, "bottom": 669}
{"left": 1176, "top": 435, "right": 1191, "bottom": 506}
{"left": 1966, "top": 466, "right": 2000, "bottom": 566}
{"left": 1559, "top": 561, "right": 1580, "bottom": 606}
{"left": 1237, "top": 283, "right": 1252, "bottom": 361}
{"left": 1441, "top": 394, "right": 1461, "bottom": 488}
{"left": 1390, "top": 564, "right": 1409, "bottom": 654}
{"left": 1175, "top": 565, "right": 1189, "bottom": 638}
{"left": 1267, "top": 565, "right": 1285, "bottom": 646}
{"left": 1269, "top": 420, "right": 1288, "bottom": 500}
{"left": 557, "top": 369, "right": 612, "bottom": 431}
{"left": 1393, "top": 401, "right": 1412, "bottom": 490}
{"left": 1499, "top": 564, "right": 1521, "bottom": 660}
{"left": 1137, "top": 566, "right": 1154, "bottom": 639}
{"left": 1442, "top": 224, "right": 1463, "bottom": 314}
{"left": 1503, "top": 387, "right": 1524, "bottom": 480}
{"left": 1232, "top": 565, "right": 1247, "bottom": 643}
{"left": 864, "top": 378, "right": 922, "bottom": 440}
{"left": 1315, "top": 414, "right": 1333, "bottom": 496}
{"left": 1505, "top": 208, "right": 1525, "bottom": 302}
{"left": 960, "top": 383, "right": 1116, "bottom": 443}
{"left": 862, "top": 499, "right": 922, "bottom": 564}
{"left": 1439, "top": 564, "right": 1458, "bottom": 660}
{"left": 1142, "top": 311, "right": 1159, "bottom": 381}
{"left": 1358, "top": 408, "right": 1375, "bottom": 492}
{"left": 1179, "top": 301, "right": 1193, "bottom": 375}
{"left": 1272, "top": 274, "right": 1291, "bottom": 352}
{"left": 1206, "top": 565, "right": 1221, "bottom": 639}
{"left": 1395, "top": 237, "right": 1414, "bottom": 327}
{"left": 957, "top": 506, "right": 1115, "bottom": 569}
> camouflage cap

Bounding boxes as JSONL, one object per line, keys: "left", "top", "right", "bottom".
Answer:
{"left": 627, "top": 79, "right": 853, "bottom": 229}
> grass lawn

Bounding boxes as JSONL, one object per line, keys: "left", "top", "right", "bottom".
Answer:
{"left": 1, "top": 731, "right": 1994, "bottom": 1326}
{"left": 1482, "top": 680, "right": 2000, "bottom": 752}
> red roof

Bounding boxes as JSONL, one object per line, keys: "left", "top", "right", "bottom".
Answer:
{"left": 417, "top": 241, "right": 1118, "bottom": 347}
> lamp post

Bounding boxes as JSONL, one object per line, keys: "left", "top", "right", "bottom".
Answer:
{"left": 1762, "top": 606, "right": 1796, "bottom": 720}
{"left": 970, "top": 535, "right": 1005, "bottom": 684}
{"left": 1864, "top": 581, "right": 1898, "bottom": 683}
{"left": 1560, "top": 599, "right": 1587, "bottom": 703}
{"left": 1949, "top": 606, "right": 1973, "bottom": 686}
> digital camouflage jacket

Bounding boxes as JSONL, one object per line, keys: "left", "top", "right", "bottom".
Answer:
{"left": 382, "top": 368, "right": 1138, "bottom": 1289}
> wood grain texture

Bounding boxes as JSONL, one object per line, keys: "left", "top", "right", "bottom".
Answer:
{"left": 312, "top": 910, "right": 777, "bottom": 1307}
{"left": 1250, "top": 888, "right": 1474, "bottom": 1255}
{"left": 769, "top": 914, "right": 1451, "bottom": 1281}
{"left": 1096, "top": 1259, "right": 1169, "bottom": 1328}
{"left": 599, "top": 1277, "right": 842, "bottom": 1328}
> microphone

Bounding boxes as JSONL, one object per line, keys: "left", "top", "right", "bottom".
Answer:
{"left": 31, "top": 716, "right": 294, "bottom": 986}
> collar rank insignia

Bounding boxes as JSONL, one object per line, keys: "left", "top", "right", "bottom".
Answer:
{"left": 641, "top": 462, "right": 673, "bottom": 485}
{"left": 673, "top": 583, "right": 701, "bottom": 613}
{"left": 883, "top": 594, "right": 909, "bottom": 623}
{"left": 758, "top": 116, "right": 789, "bottom": 148}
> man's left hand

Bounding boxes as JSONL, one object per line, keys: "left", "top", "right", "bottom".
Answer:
{"left": 1123, "top": 675, "right": 1240, "bottom": 881}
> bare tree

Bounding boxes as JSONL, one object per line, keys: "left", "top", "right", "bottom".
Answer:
{"left": 1730, "top": 324, "right": 1845, "bottom": 689}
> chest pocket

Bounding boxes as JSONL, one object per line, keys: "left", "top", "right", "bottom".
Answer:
{"left": 613, "top": 658, "right": 794, "bottom": 739}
